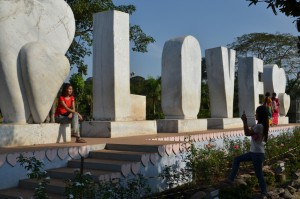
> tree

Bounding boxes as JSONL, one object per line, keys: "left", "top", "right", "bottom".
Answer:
{"left": 247, "top": 0, "right": 300, "bottom": 53}
{"left": 65, "top": 0, "right": 155, "bottom": 75}
{"left": 227, "top": 32, "right": 299, "bottom": 78}
{"left": 142, "top": 77, "right": 162, "bottom": 119}
{"left": 69, "top": 73, "right": 85, "bottom": 111}
{"left": 247, "top": 0, "right": 300, "bottom": 19}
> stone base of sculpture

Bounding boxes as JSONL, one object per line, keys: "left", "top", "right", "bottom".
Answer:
{"left": 278, "top": 116, "right": 289, "bottom": 125}
{"left": 0, "top": 123, "right": 70, "bottom": 147}
{"left": 157, "top": 119, "right": 207, "bottom": 133}
{"left": 207, "top": 118, "right": 244, "bottom": 129}
{"left": 81, "top": 121, "right": 157, "bottom": 138}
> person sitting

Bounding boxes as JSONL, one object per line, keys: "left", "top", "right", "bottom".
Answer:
{"left": 55, "top": 83, "right": 86, "bottom": 143}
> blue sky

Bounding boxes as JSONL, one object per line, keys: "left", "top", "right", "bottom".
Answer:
{"left": 79, "top": 0, "right": 299, "bottom": 79}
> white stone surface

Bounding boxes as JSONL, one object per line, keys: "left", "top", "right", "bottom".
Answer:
{"left": 238, "top": 57, "right": 264, "bottom": 117}
{"left": 130, "top": 94, "right": 146, "bottom": 121}
{"left": 0, "top": 124, "right": 71, "bottom": 147}
{"left": 205, "top": 46, "right": 236, "bottom": 118}
{"left": 0, "top": 0, "right": 75, "bottom": 123}
{"left": 161, "top": 35, "right": 202, "bottom": 119}
{"left": 278, "top": 116, "right": 289, "bottom": 124}
{"left": 207, "top": 118, "right": 243, "bottom": 129}
{"left": 20, "top": 42, "right": 70, "bottom": 123}
{"left": 93, "top": 10, "right": 146, "bottom": 121}
{"left": 278, "top": 93, "right": 290, "bottom": 116}
{"left": 157, "top": 119, "right": 207, "bottom": 133}
{"left": 262, "top": 64, "right": 286, "bottom": 94}
{"left": 81, "top": 121, "right": 157, "bottom": 138}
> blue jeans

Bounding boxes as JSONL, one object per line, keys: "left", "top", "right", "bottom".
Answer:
{"left": 229, "top": 152, "right": 267, "bottom": 195}
{"left": 55, "top": 113, "right": 80, "bottom": 137}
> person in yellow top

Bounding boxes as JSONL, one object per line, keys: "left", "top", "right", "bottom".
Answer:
{"left": 263, "top": 92, "right": 273, "bottom": 126}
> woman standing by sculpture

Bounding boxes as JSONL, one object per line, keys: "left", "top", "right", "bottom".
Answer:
{"left": 263, "top": 92, "right": 273, "bottom": 126}
{"left": 271, "top": 92, "right": 280, "bottom": 126}
{"left": 55, "top": 83, "right": 86, "bottom": 143}
{"left": 227, "top": 106, "right": 269, "bottom": 197}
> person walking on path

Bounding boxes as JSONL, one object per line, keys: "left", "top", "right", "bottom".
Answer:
{"left": 227, "top": 105, "right": 269, "bottom": 197}
{"left": 55, "top": 83, "right": 86, "bottom": 143}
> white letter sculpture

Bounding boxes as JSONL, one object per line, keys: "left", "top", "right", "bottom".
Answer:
{"left": 81, "top": 10, "right": 156, "bottom": 137}
{"left": 263, "top": 64, "right": 290, "bottom": 123}
{"left": 158, "top": 35, "right": 207, "bottom": 133}
{"left": 238, "top": 57, "right": 264, "bottom": 126}
{"left": 205, "top": 47, "right": 243, "bottom": 129}
{"left": 0, "top": 0, "right": 75, "bottom": 124}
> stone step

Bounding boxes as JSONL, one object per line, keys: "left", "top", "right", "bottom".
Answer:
{"left": 67, "top": 158, "right": 140, "bottom": 177}
{"left": 47, "top": 167, "right": 121, "bottom": 181}
{"left": 105, "top": 143, "right": 165, "bottom": 154}
{"left": 90, "top": 149, "right": 150, "bottom": 162}
{"left": 0, "top": 187, "right": 65, "bottom": 199}
{"left": 19, "top": 178, "right": 66, "bottom": 195}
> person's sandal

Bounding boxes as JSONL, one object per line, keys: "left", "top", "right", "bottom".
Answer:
{"left": 71, "top": 133, "right": 78, "bottom": 138}
{"left": 76, "top": 137, "right": 86, "bottom": 143}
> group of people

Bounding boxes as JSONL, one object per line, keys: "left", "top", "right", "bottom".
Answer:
{"left": 263, "top": 92, "right": 280, "bottom": 126}
{"left": 58, "top": 82, "right": 275, "bottom": 197}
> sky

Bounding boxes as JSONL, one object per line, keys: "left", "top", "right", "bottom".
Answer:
{"left": 78, "top": 0, "right": 299, "bottom": 79}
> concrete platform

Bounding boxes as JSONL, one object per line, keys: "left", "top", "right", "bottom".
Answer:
{"left": 0, "top": 124, "right": 298, "bottom": 198}
{"left": 0, "top": 123, "right": 70, "bottom": 147}
{"left": 80, "top": 120, "right": 157, "bottom": 138}
{"left": 278, "top": 116, "right": 289, "bottom": 125}
{"left": 157, "top": 119, "right": 207, "bottom": 133}
{"left": 207, "top": 118, "right": 243, "bottom": 129}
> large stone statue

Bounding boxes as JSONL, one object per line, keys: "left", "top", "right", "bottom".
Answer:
{"left": 205, "top": 47, "right": 236, "bottom": 118}
{"left": 0, "top": 0, "right": 75, "bottom": 124}
{"left": 161, "top": 35, "right": 202, "bottom": 119}
{"left": 157, "top": 35, "right": 207, "bottom": 133}
{"left": 81, "top": 10, "right": 156, "bottom": 138}
{"left": 262, "top": 64, "right": 290, "bottom": 116}
{"left": 238, "top": 57, "right": 264, "bottom": 119}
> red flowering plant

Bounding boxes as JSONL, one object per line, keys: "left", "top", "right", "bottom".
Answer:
{"left": 223, "top": 137, "right": 250, "bottom": 165}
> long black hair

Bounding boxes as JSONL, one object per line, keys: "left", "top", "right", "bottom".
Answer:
{"left": 61, "top": 83, "right": 73, "bottom": 97}
{"left": 256, "top": 105, "right": 269, "bottom": 142}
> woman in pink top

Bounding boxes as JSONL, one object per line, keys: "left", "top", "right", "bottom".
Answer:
{"left": 55, "top": 83, "right": 86, "bottom": 143}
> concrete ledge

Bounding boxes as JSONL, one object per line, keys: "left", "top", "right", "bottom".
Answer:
{"left": 278, "top": 117, "right": 289, "bottom": 125}
{"left": 0, "top": 123, "right": 71, "bottom": 147}
{"left": 157, "top": 119, "right": 207, "bottom": 133}
{"left": 81, "top": 121, "right": 157, "bottom": 138}
{"left": 207, "top": 118, "right": 243, "bottom": 129}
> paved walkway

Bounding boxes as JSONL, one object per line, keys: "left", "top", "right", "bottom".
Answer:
{"left": 0, "top": 124, "right": 296, "bottom": 154}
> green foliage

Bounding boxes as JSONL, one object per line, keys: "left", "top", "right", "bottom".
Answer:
{"left": 65, "top": 169, "right": 98, "bottom": 199}
{"left": 96, "top": 174, "right": 151, "bottom": 199}
{"left": 69, "top": 74, "right": 85, "bottom": 113}
{"left": 65, "top": 168, "right": 152, "bottom": 199}
{"left": 17, "top": 155, "right": 50, "bottom": 199}
{"left": 130, "top": 75, "right": 164, "bottom": 119}
{"left": 159, "top": 127, "right": 300, "bottom": 198}
{"left": 227, "top": 32, "right": 299, "bottom": 78}
{"left": 65, "top": 0, "right": 155, "bottom": 75}
{"left": 247, "top": 0, "right": 300, "bottom": 18}
{"left": 247, "top": 0, "right": 300, "bottom": 61}
{"left": 198, "top": 82, "right": 210, "bottom": 118}
{"left": 130, "top": 25, "right": 155, "bottom": 52}
{"left": 192, "top": 142, "right": 228, "bottom": 184}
